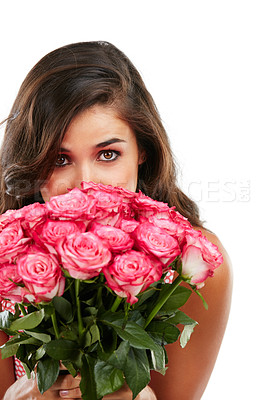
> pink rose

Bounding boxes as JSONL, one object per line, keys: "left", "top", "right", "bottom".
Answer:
{"left": 90, "top": 223, "right": 134, "bottom": 252}
{"left": 104, "top": 250, "right": 163, "bottom": 304}
{"left": 15, "top": 202, "right": 47, "bottom": 222}
{"left": 91, "top": 192, "right": 124, "bottom": 227}
{"left": 181, "top": 229, "right": 223, "bottom": 288}
{"left": 91, "top": 190, "right": 122, "bottom": 213}
{"left": 17, "top": 246, "right": 65, "bottom": 302}
{"left": 81, "top": 182, "right": 134, "bottom": 223}
{"left": 36, "top": 219, "right": 86, "bottom": 246}
{"left": 134, "top": 222, "right": 181, "bottom": 266}
{"left": 139, "top": 211, "right": 190, "bottom": 248}
{"left": 119, "top": 219, "right": 139, "bottom": 233}
{"left": 185, "top": 229, "right": 223, "bottom": 268}
{"left": 0, "top": 209, "right": 17, "bottom": 231}
{"left": 112, "top": 186, "right": 137, "bottom": 201}
{"left": 46, "top": 188, "right": 95, "bottom": 219}
{"left": 18, "top": 203, "right": 48, "bottom": 236}
{"left": 0, "top": 263, "right": 24, "bottom": 302}
{"left": 92, "top": 210, "right": 122, "bottom": 227}
{"left": 81, "top": 182, "right": 121, "bottom": 207}
{"left": 81, "top": 181, "right": 116, "bottom": 195}
{"left": 139, "top": 214, "right": 178, "bottom": 236}
{"left": 133, "top": 192, "right": 171, "bottom": 218}
{"left": 0, "top": 221, "right": 31, "bottom": 263}
{"left": 56, "top": 232, "right": 112, "bottom": 280}
{"left": 81, "top": 181, "right": 136, "bottom": 202}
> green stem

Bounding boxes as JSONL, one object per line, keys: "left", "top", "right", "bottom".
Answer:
{"left": 144, "top": 276, "right": 183, "bottom": 328}
{"left": 75, "top": 279, "right": 84, "bottom": 337}
{"left": 96, "top": 275, "right": 104, "bottom": 307}
{"left": 51, "top": 311, "right": 60, "bottom": 339}
{"left": 195, "top": 289, "right": 208, "bottom": 310}
{"left": 69, "top": 279, "right": 75, "bottom": 303}
{"left": 96, "top": 286, "right": 102, "bottom": 306}
{"left": 111, "top": 296, "right": 122, "bottom": 313}
{"left": 18, "top": 304, "right": 27, "bottom": 316}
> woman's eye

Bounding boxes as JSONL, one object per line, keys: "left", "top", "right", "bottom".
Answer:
{"left": 98, "top": 150, "right": 120, "bottom": 162}
{"left": 55, "top": 155, "right": 70, "bottom": 167}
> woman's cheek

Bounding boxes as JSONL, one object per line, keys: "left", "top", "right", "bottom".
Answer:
{"left": 40, "top": 161, "right": 139, "bottom": 201}
{"left": 109, "top": 168, "right": 138, "bottom": 192}
{"left": 41, "top": 175, "right": 72, "bottom": 202}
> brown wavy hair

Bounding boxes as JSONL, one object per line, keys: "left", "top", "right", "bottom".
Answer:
{"left": 0, "top": 41, "right": 203, "bottom": 227}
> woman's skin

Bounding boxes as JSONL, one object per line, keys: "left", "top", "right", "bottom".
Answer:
{"left": 40, "top": 105, "right": 145, "bottom": 202}
{"left": 150, "top": 230, "right": 232, "bottom": 399}
{"left": 0, "top": 105, "right": 232, "bottom": 399}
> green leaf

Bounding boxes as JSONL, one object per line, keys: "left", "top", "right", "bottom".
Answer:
{"left": 61, "top": 361, "right": 78, "bottom": 377}
{"left": 100, "top": 311, "right": 125, "bottom": 323}
{"left": 16, "top": 337, "right": 41, "bottom": 346}
{"left": 1, "top": 342, "right": 20, "bottom": 359}
{"left": 15, "top": 342, "right": 27, "bottom": 362}
{"left": 53, "top": 296, "right": 73, "bottom": 322}
{"left": 44, "top": 339, "right": 80, "bottom": 360}
{"left": 0, "top": 310, "right": 16, "bottom": 334}
{"left": 146, "top": 321, "right": 180, "bottom": 345}
{"left": 10, "top": 309, "right": 45, "bottom": 331}
{"left": 83, "top": 306, "right": 98, "bottom": 316}
{"left": 180, "top": 322, "right": 198, "bottom": 348}
{"left": 84, "top": 330, "right": 92, "bottom": 348}
{"left": 24, "top": 330, "right": 51, "bottom": 343}
{"left": 166, "top": 310, "right": 197, "bottom": 326}
{"left": 157, "top": 286, "right": 192, "bottom": 314}
{"left": 124, "top": 347, "right": 150, "bottom": 399}
{"left": 80, "top": 354, "right": 98, "bottom": 400}
{"left": 42, "top": 303, "right": 55, "bottom": 317}
{"left": 60, "top": 325, "right": 78, "bottom": 341}
{"left": 136, "top": 283, "right": 160, "bottom": 306}
{"left": 0, "top": 335, "right": 22, "bottom": 347}
{"left": 102, "top": 319, "right": 158, "bottom": 351}
{"left": 0, "top": 310, "right": 12, "bottom": 328}
{"left": 35, "top": 346, "right": 46, "bottom": 361}
{"left": 90, "top": 324, "right": 100, "bottom": 344}
{"left": 150, "top": 346, "right": 167, "bottom": 375}
{"left": 128, "top": 310, "right": 145, "bottom": 327}
{"left": 1, "top": 336, "right": 41, "bottom": 359}
{"left": 97, "top": 324, "right": 117, "bottom": 355}
{"left": 83, "top": 315, "right": 95, "bottom": 327}
{"left": 21, "top": 362, "right": 31, "bottom": 379}
{"left": 17, "top": 344, "right": 37, "bottom": 371}
{"left": 95, "top": 361, "right": 124, "bottom": 397}
{"left": 105, "top": 341, "right": 130, "bottom": 369}
{"left": 37, "top": 357, "right": 60, "bottom": 394}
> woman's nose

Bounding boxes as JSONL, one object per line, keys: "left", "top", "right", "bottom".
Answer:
{"left": 75, "top": 163, "right": 97, "bottom": 187}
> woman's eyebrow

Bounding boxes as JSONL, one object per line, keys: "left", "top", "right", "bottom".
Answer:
{"left": 95, "top": 138, "right": 126, "bottom": 148}
{"left": 59, "top": 138, "right": 126, "bottom": 153}
{"left": 59, "top": 147, "right": 71, "bottom": 153}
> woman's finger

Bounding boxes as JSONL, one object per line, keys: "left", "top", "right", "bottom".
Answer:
{"left": 50, "top": 373, "right": 81, "bottom": 391}
{"left": 59, "top": 387, "right": 82, "bottom": 398}
{"left": 103, "top": 384, "right": 157, "bottom": 399}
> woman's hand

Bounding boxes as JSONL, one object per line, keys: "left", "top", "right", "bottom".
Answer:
{"left": 3, "top": 374, "right": 156, "bottom": 400}
{"left": 56, "top": 380, "right": 157, "bottom": 399}
{"left": 2, "top": 372, "right": 81, "bottom": 399}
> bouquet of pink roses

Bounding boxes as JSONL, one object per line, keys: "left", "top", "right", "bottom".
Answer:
{"left": 0, "top": 182, "right": 223, "bottom": 399}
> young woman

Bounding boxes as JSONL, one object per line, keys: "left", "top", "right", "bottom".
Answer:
{"left": 0, "top": 41, "right": 232, "bottom": 399}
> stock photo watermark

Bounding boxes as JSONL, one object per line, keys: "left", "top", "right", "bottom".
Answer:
{"left": 185, "top": 180, "right": 251, "bottom": 203}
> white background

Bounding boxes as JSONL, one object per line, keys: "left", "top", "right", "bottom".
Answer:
{"left": 0, "top": 1, "right": 265, "bottom": 398}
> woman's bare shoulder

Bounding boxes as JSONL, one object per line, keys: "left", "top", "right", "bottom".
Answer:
{"left": 196, "top": 226, "right": 233, "bottom": 294}
{"left": 150, "top": 227, "right": 233, "bottom": 399}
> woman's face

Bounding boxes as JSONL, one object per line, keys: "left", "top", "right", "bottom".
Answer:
{"left": 40, "top": 105, "right": 143, "bottom": 201}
